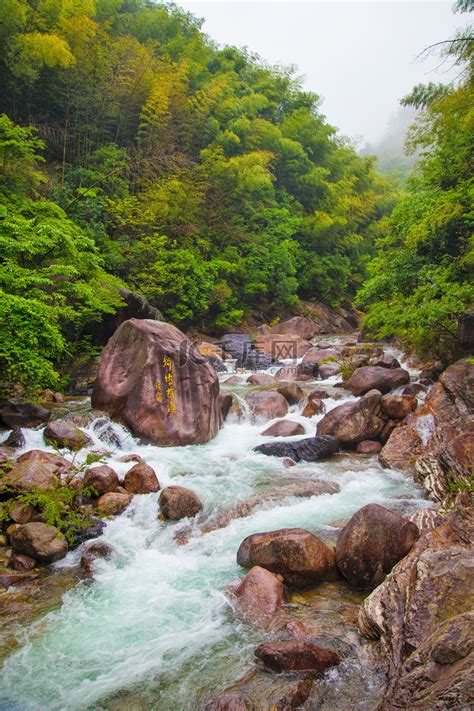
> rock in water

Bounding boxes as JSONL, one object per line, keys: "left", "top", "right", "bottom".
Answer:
{"left": 233, "top": 566, "right": 285, "bottom": 626}
{"left": 335, "top": 503, "right": 419, "bottom": 589}
{"left": 92, "top": 318, "right": 221, "bottom": 446}
{"left": 346, "top": 366, "right": 410, "bottom": 396}
{"left": 159, "top": 485, "right": 203, "bottom": 520}
{"left": 44, "top": 420, "right": 92, "bottom": 451}
{"left": 254, "top": 640, "right": 340, "bottom": 673}
{"left": 316, "top": 389, "right": 385, "bottom": 445}
{"left": 254, "top": 435, "right": 338, "bottom": 461}
{"left": 237, "top": 527, "right": 337, "bottom": 588}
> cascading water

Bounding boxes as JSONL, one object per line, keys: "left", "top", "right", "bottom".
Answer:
{"left": 0, "top": 351, "right": 430, "bottom": 711}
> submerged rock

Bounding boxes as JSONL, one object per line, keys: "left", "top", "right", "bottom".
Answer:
{"left": 237, "top": 527, "right": 337, "bottom": 589}
{"left": 92, "top": 318, "right": 221, "bottom": 446}
{"left": 254, "top": 640, "right": 340, "bottom": 674}
{"left": 335, "top": 503, "right": 419, "bottom": 589}
{"left": 254, "top": 435, "right": 338, "bottom": 462}
{"left": 10, "top": 522, "right": 68, "bottom": 564}
{"left": 159, "top": 485, "right": 202, "bottom": 520}
{"left": 80, "top": 541, "right": 113, "bottom": 576}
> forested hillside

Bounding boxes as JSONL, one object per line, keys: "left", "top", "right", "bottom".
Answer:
{"left": 0, "top": 0, "right": 394, "bottom": 393}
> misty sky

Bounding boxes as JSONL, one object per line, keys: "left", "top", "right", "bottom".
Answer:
{"left": 177, "top": 1, "right": 464, "bottom": 143}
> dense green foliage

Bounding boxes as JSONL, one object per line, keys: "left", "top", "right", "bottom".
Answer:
{"left": 0, "top": 0, "right": 394, "bottom": 393}
{"left": 356, "top": 5, "right": 474, "bottom": 361}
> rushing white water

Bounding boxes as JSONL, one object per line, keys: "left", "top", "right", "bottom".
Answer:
{"left": 0, "top": 371, "right": 430, "bottom": 711}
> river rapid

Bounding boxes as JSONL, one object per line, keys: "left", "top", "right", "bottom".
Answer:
{"left": 0, "top": 341, "right": 431, "bottom": 711}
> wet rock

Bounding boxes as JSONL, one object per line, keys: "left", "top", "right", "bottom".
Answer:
{"left": 91, "top": 417, "right": 122, "bottom": 448}
{"left": 356, "top": 440, "right": 382, "bottom": 454}
{"left": 123, "top": 462, "right": 160, "bottom": 494}
{"left": 0, "top": 449, "right": 73, "bottom": 492}
{"left": 83, "top": 465, "right": 120, "bottom": 496}
{"left": 9, "top": 554, "right": 35, "bottom": 571}
{"left": 4, "top": 428, "right": 25, "bottom": 449}
{"left": 159, "top": 485, "right": 202, "bottom": 520}
{"left": 359, "top": 499, "right": 474, "bottom": 709}
{"left": 237, "top": 527, "right": 337, "bottom": 588}
{"left": 254, "top": 435, "right": 338, "bottom": 462}
{"left": 247, "top": 373, "right": 275, "bottom": 386}
{"left": 10, "top": 522, "right": 68, "bottom": 563}
{"left": 316, "top": 390, "right": 385, "bottom": 445}
{"left": 219, "top": 393, "right": 234, "bottom": 422}
{"left": 80, "top": 540, "right": 113, "bottom": 576}
{"left": 204, "top": 680, "right": 313, "bottom": 711}
{"left": 44, "top": 420, "right": 92, "bottom": 451}
{"left": 403, "top": 382, "right": 426, "bottom": 397}
{"left": 381, "top": 394, "right": 417, "bottom": 419}
{"left": 283, "top": 457, "right": 296, "bottom": 468}
{"left": 379, "top": 425, "right": 424, "bottom": 471}
{"left": 0, "top": 400, "right": 50, "bottom": 429}
{"left": 335, "top": 504, "right": 419, "bottom": 589}
{"left": 118, "top": 453, "right": 144, "bottom": 464}
{"left": 245, "top": 390, "right": 288, "bottom": 422}
{"left": 0, "top": 572, "right": 39, "bottom": 588}
{"left": 261, "top": 420, "right": 305, "bottom": 437}
{"left": 233, "top": 566, "right": 286, "bottom": 626}
{"left": 224, "top": 375, "right": 244, "bottom": 385}
{"left": 276, "top": 382, "right": 304, "bottom": 405}
{"left": 307, "top": 388, "right": 331, "bottom": 400}
{"left": 255, "top": 640, "right": 340, "bottom": 674}
{"left": 7, "top": 501, "right": 35, "bottom": 524}
{"left": 301, "top": 397, "right": 326, "bottom": 418}
{"left": 97, "top": 492, "right": 131, "bottom": 516}
{"left": 92, "top": 319, "right": 221, "bottom": 446}
{"left": 319, "top": 363, "right": 341, "bottom": 380}
{"left": 71, "top": 517, "right": 105, "bottom": 545}
{"left": 373, "top": 355, "right": 401, "bottom": 369}
{"left": 346, "top": 366, "right": 410, "bottom": 396}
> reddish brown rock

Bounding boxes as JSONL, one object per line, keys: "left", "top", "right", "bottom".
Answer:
{"left": 0, "top": 449, "right": 73, "bottom": 492}
{"left": 9, "top": 554, "right": 36, "bottom": 571}
{"left": 204, "top": 679, "right": 313, "bottom": 711}
{"left": 83, "top": 465, "right": 119, "bottom": 496}
{"left": 123, "top": 462, "right": 160, "bottom": 494}
{"left": 276, "top": 382, "right": 304, "bottom": 405}
{"left": 237, "top": 527, "right": 337, "bottom": 589}
{"left": 359, "top": 499, "right": 474, "bottom": 709}
{"left": 373, "top": 355, "right": 401, "bottom": 369}
{"left": 283, "top": 457, "right": 297, "bottom": 468}
{"left": 316, "top": 389, "right": 385, "bottom": 445}
{"left": 10, "top": 522, "right": 68, "bottom": 563}
{"left": 97, "top": 492, "right": 131, "bottom": 516}
{"left": 378, "top": 418, "right": 399, "bottom": 444}
{"left": 301, "top": 348, "right": 340, "bottom": 376}
{"left": 319, "top": 362, "right": 341, "bottom": 379}
{"left": 224, "top": 375, "right": 243, "bottom": 385}
{"left": 92, "top": 319, "right": 221, "bottom": 446}
{"left": 269, "top": 316, "right": 316, "bottom": 340}
{"left": 43, "top": 420, "right": 92, "bottom": 451}
{"left": 80, "top": 541, "right": 113, "bottom": 575}
{"left": 0, "top": 400, "right": 50, "bottom": 429}
{"left": 234, "top": 566, "right": 285, "bottom": 626}
{"left": 219, "top": 393, "right": 233, "bottom": 422}
{"left": 381, "top": 394, "right": 417, "bottom": 419}
{"left": 356, "top": 440, "right": 382, "bottom": 454}
{"left": 307, "top": 388, "right": 331, "bottom": 400}
{"left": 7, "top": 500, "right": 35, "bottom": 524}
{"left": 159, "top": 485, "right": 202, "bottom": 520}
{"left": 254, "top": 640, "right": 340, "bottom": 674}
{"left": 245, "top": 390, "right": 288, "bottom": 422}
{"left": 346, "top": 366, "right": 410, "bottom": 396}
{"left": 379, "top": 425, "right": 424, "bottom": 471}
{"left": 261, "top": 420, "right": 305, "bottom": 437}
{"left": 403, "top": 382, "right": 426, "bottom": 397}
{"left": 301, "top": 397, "right": 326, "bottom": 418}
{"left": 247, "top": 373, "right": 275, "bottom": 386}
{"left": 335, "top": 504, "right": 419, "bottom": 589}
{"left": 118, "top": 453, "right": 144, "bottom": 464}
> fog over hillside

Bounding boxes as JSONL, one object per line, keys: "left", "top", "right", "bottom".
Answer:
{"left": 360, "top": 106, "right": 420, "bottom": 180}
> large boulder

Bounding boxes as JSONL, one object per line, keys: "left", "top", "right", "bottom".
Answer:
{"left": 379, "top": 425, "right": 424, "bottom": 471}
{"left": 233, "top": 566, "right": 285, "bottom": 626}
{"left": 44, "top": 420, "right": 92, "bottom": 451}
{"left": 346, "top": 366, "right": 410, "bottom": 396}
{"left": 159, "top": 485, "right": 202, "bottom": 520}
{"left": 255, "top": 640, "right": 340, "bottom": 674}
{"left": 254, "top": 435, "right": 338, "bottom": 462}
{"left": 237, "top": 527, "right": 337, "bottom": 588}
{"left": 245, "top": 390, "right": 288, "bottom": 422}
{"left": 92, "top": 319, "right": 221, "bottom": 446}
{"left": 316, "top": 390, "right": 385, "bottom": 445}
{"left": 10, "top": 522, "right": 68, "bottom": 563}
{"left": 269, "top": 316, "right": 316, "bottom": 340}
{"left": 83, "top": 465, "right": 119, "bottom": 496}
{"left": 0, "top": 400, "right": 50, "bottom": 429}
{"left": 335, "top": 504, "right": 419, "bottom": 589}
{"left": 123, "top": 462, "right": 160, "bottom": 494}
{"left": 0, "top": 450, "right": 73, "bottom": 492}
{"left": 261, "top": 420, "right": 305, "bottom": 437}
{"left": 358, "top": 498, "right": 474, "bottom": 709}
